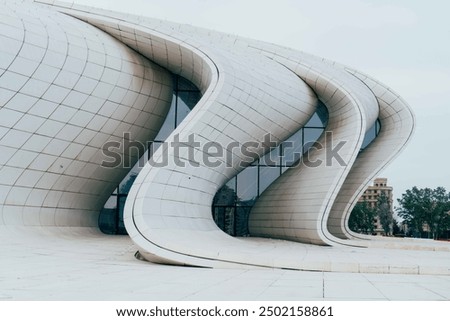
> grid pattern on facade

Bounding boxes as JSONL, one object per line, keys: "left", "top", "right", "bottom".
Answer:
{"left": 0, "top": 0, "right": 173, "bottom": 228}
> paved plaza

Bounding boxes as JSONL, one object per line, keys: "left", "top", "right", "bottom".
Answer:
{"left": 1, "top": 227, "right": 449, "bottom": 301}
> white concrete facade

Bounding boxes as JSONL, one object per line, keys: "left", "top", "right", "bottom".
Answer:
{"left": 0, "top": 0, "right": 173, "bottom": 228}
{"left": 2, "top": 1, "right": 448, "bottom": 278}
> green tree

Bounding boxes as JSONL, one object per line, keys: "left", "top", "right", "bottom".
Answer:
{"left": 392, "top": 218, "right": 402, "bottom": 236}
{"left": 397, "top": 186, "right": 450, "bottom": 239}
{"left": 377, "top": 192, "right": 393, "bottom": 236}
{"left": 349, "top": 201, "right": 377, "bottom": 234}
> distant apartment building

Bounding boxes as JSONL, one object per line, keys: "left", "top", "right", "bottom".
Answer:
{"left": 358, "top": 178, "right": 394, "bottom": 235}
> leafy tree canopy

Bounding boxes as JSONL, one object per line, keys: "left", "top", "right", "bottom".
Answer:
{"left": 349, "top": 201, "right": 376, "bottom": 234}
{"left": 396, "top": 186, "right": 450, "bottom": 239}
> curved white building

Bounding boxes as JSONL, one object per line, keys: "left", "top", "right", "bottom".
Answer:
{"left": 2, "top": 1, "right": 438, "bottom": 274}
{"left": 0, "top": 0, "right": 173, "bottom": 229}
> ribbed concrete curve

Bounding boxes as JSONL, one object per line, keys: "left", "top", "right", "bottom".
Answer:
{"left": 29, "top": 1, "right": 422, "bottom": 269}
{"left": 0, "top": 1, "right": 173, "bottom": 228}
{"left": 327, "top": 69, "right": 415, "bottom": 241}
{"left": 180, "top": 34, "right": 415, "bottom": 247}
{"left": 137, "top": 29, "right": 415, "bottom": 246}
{"left": 246, "top": 49, "right": 380, "bottom": 246}
{"left": 49, "top": 4, "right": 334, "bottom": 268}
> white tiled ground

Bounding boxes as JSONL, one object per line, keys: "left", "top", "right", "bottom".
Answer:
{"left": 1, "top": 227, "right": 449, "bottom": 301}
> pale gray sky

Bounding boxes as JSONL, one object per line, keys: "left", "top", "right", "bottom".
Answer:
{"left": 70, "top": 0, "right": 450, "bottom": 203}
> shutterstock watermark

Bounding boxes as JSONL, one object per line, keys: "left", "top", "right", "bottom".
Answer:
{"left": 101, "top": 132, "right": 347, "bottom": 169}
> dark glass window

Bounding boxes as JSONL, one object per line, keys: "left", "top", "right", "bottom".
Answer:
{"left": 259, "top": 166, "right": 280, "bottom": 194}
{"left": 153, "top": 97, "right": 176, "bottom": 142}
{"left": 361, "top": 120, "right": 381, "bottom": 150}
{"left": 237, "top": 166, "right": 258, "bottom": 202}
{"left": 303, "top": 128, "right": 324, "bottom": 153}
{"left": 282, "top": 130, "right": 303, "bottom": 166}
{"left": 259, "top": 146, "right": 280, "bottom": 166}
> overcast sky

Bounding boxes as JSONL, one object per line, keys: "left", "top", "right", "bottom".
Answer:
{"left": 70, "top": 0, "right": 450, "bottom": 203}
